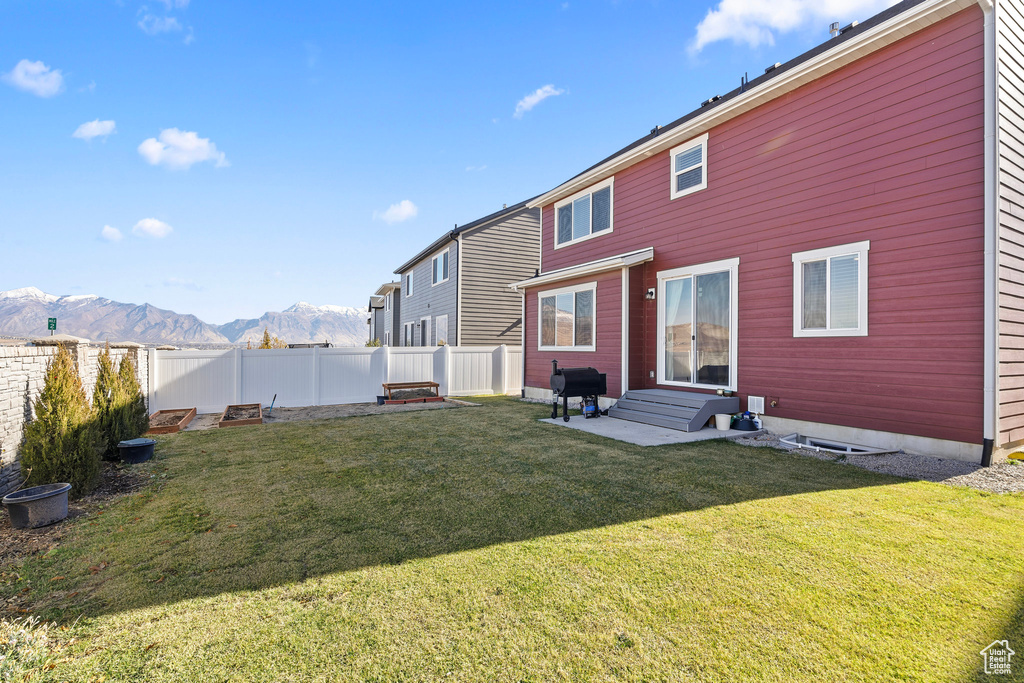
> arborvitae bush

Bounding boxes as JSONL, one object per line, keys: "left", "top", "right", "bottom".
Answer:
{"left": 92, "top": 344, "right": 120, "bottom": 458}
{"left": 21, "top": 344, "right": 101, "bottom": 496}
{"left": 115, "top": 354, "right": 149, "bottom": 440}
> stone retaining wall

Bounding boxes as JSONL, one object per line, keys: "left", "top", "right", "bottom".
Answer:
{"left": 0, "top": 343, "right": 150, "bottom": 495}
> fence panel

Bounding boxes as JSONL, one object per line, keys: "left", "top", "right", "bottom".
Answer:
{"left": 449, "top": 346, "right": 499, "bottom": 396}
{"left": 387, "top": 348, "right": 438, "bottom": 384}
{"left": 319, "top": 348, "right": 384, "bottom": 405}
{"left": 153, "top": 350, "right": 235, "bottom": 415}
{"left": 505, "top": 348, "right": 523, "bottom": 394}
{"left": 241, "top": 348, "right": 316, "bottom": 408}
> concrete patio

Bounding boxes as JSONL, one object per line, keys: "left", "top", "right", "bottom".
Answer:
{"left": 539, "top": 414, "right": 760, "bottom": 446}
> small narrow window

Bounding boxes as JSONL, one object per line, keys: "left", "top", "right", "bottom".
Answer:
{"left": 436, "top": 314, "right": 449, "bottom": 345}
{"left": 405, "top": 272, "right": 413, "bottom": 297}
{"left": 669, "top": 133, "right": 708, "bottom": 200}
{"left": 792, "top": 241, "right": 869, "bottom": 337}
{"left": 432, "top": 250, "right": 450, "bottom": 285}
{"left": 554, "top": 178, "right": 614, "bottom": 248}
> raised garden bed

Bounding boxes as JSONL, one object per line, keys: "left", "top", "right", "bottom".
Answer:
{"left": 218, "top": 403, "right": 263, "bottom": 428}
{"left": 147, "top": 407, "right": 197, "bottom": 435}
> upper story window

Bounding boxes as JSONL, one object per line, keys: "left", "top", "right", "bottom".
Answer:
{"left": 792, "top": 241, "right": 869, "bottom": 337}
{"left": 405, "top": 272, "right": 413, "bottom": 297}
{"left": 384, "top": 293, "right": 391, "bottom": 311}
{"left": 538, "top": 282, "right": 596, "bottom": 351}
{"left": 554, "top": 178, "right": 613, "bottom": 249}
{"left": 669, "top": 133, "right": 708, "bottom": 200}
{"left": 432, "top": 249, "right": 450, "bottom": 285}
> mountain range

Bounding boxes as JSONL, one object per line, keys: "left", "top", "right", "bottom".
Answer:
{"left": 0, "top": 287, "right": 368, "bottom": 347}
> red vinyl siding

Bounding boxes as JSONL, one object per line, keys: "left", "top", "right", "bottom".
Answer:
{"left": 524, "top": 271, "right": 622, "bottom": 398}
{"left": 526, "top": 6, "right": 986, "bottom": 444}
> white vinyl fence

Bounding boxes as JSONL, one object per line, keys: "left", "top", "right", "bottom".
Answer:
{"left": 147, "top": 345, "right": 523, "bottom": 414}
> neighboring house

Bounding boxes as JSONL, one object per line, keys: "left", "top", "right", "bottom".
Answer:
{"left": 395, "top": 201, "right": 540, "bottom": 346}
{"left": 511, "top": 0, "right": 1022, "bottom": 464}
{"left": 371, "top": 281, "right": 401, "bottom": 346}
{"left": 367, "top": 295, "right": 384, "bottom": 345}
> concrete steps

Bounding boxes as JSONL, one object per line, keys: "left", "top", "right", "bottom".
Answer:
{"left": 608, "top": 389, "right": 740, "bottom": 432}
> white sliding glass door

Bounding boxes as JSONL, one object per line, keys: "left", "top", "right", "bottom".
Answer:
{"left": 657, "top": 258, "right": 738, "bottom": 390}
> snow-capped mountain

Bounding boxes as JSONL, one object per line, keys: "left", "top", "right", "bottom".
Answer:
{"left": 0, "top": 288, "right": 368, "bottom": 346}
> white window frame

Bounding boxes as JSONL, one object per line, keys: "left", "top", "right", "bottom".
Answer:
{"left": 656, "top": 257, "right": 739, "bottom": 391}
{"left": 431, "top": 248, "right": 450, "bottom": 286}
{"left": 791, "top": 241, "right": 869, "bottom": 338}
{"left": 419, "top": 316, "right": 431, "bottom": 347}
{"left": 384, "top": 331, "right": 390, "bottom": 346}
{"left": 384, "top": 293, "right": 391, "bottom": 311}
{"left": 537, "top": 281, "right": 597, "bottom": 352}
{"left": 553, "top": 177, "right": 614, "bottom": 250}
{"left": 405, "top": 272, "right": 413, "bottom": 298}
{"left": 669, "top": 133, "right": 709, "bottom": 201}
{"left": 436, "top": 314, "right": 449, "bottom": 345}
{"left": 403, "top": 322, "right": 415, "bottom": 346}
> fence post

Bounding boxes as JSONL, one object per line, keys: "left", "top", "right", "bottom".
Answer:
{"left": 500, "top": 344, "right": 509, "bottom": 395}
{"left": 234, "top": 348, "right": 242, "bottom": 404}
{"left": 148, "top": 347, "right": 158, "bottom": 413}
{"left": 444, "top": 344, "right": 452, "bottom": 397}
{"left": 383, "top": 344, "right": 391, "bottom": 384}
{"left": 312, "top": 346, "right": 321, "bottom": 406}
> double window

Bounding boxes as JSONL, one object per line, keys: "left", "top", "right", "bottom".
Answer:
{"left": 432, "top": 249, "right": 450, "bottom": 285}
{"left": 669, "top": 133, "right": 708, "bottom": 200}
{"left": 554, "top": 178, "right": 613, "bottom": 248}
{"left": 538, "top": 283, "right": 596, "bottom": 351}
{"left": 792, "top": 241, "right": 869, "bottom": 337}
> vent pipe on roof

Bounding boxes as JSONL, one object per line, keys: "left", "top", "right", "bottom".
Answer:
{"left": 830, "top": 21, "right": 840, "bottom": 37}
{"left": 765, "top": 62, "right": 781, "bottom": 75}
{"left": 700, "top": 95, "right": 721, "bottom": 107}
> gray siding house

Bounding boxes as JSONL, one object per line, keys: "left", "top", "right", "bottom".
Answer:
{"left": 371, "top": 281, "right": 401, "bottom": 346}
{"left": 394, "top": 201, "right": 540, "bottom": 346}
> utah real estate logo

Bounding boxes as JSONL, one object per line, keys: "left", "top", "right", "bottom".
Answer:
{"left": 981, "top": 640, "right": 1014, "bottom": 675}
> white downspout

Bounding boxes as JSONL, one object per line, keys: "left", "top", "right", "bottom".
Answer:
{"left": 981, "top": 0, "right": 997, "bottom": 465}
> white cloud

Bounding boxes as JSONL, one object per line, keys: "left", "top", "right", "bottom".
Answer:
{"left": 466, "top": 165, "right": 487, "bottom": 172}
{"left": 1, "top": 59, "right": 64, "bottom": 98}
{"left": 133, "top": 218, "right": 174, "bottom": 238}
{"left": 183, "top": 27, "right": 195, "bottom": 45}
{"left": 138, "top": 14, "right": 182, "bottom": 35}
{"left": 73, "top": 119, "right": 116, "bottom": 141}
{"left": 100, "top": 225, "right": 123, "bottom": 242}
{"left": 138, "top": 128, "right": 229, "bottom": 170}
{"left": 690, "top": 0, "right": 897, "bottom": 52}
{"left": 513, "top": 84, "right": 564, "bottom": 119}
{"left": 373, "top": 200, "right": 418, "bottom": 224}
{"left": 156, "top": 0, "right": 190, "bottom": 8}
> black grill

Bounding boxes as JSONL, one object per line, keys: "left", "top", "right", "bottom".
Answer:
{"left": 550, "top": 360, "right": 607, "bottom": 421}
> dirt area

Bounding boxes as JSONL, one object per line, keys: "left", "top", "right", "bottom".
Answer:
{"left": 223, "top": 404, "right": 261, "bottom": 421}
{"left": 0, "top": 461, "right": 149, "bottom": 612}
{"left": 183, "top": 399, "right": 474, "bottom": 432}
{"left": 149, "top": 409, "right": 192, "bottom": 429}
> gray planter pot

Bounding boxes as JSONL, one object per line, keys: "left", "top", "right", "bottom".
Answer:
{"left": 118, "top": 438, "right": 156, "bottom": 464}
{"left": 2, "top": 483, "right": 72, "bottom": 529}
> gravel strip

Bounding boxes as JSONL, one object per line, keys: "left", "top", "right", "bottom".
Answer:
{"left": 732, "top": 432, "right": 1024, "bottom": 494}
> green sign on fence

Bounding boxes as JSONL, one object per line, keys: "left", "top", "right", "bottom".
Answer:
{"left": 47, "top": 318, "right": 56, "bottom": 331}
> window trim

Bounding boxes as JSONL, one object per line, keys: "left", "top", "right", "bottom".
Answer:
{"left": 403, "top": 321, "right": 414, "bottom": 346}
{"left": 384, "top": 292, "right": 391, "bottom": 311}
{"left": 405, "top": 272, "right": 413, "bottom": 298}
{"left": 419, "top": 316, "right": 431, "bottom": 347}
{"left": 431, "top": 248, "right": 450, "bottom": 286}
{"left": 791, "top": 240, "right": 870, "bottom": 338}
{"left": 669, "top": 133, "right": 709, "bottom": 201}
{"left": 384, "top": 331, "right": 390, "bottom": 346}
{"left": 656, "top": 257, "right": 739, "bottom": 391}
{"left": 553, "top": 177, "right": 614, "bottom": 250}
{"left": 436, "top": 314, "right": 449, "bottom": 345}
{"left": 537, "top": 281, "right": 597, "bottom": 352}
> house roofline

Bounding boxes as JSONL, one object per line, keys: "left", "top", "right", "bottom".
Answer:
{"left": 509, "top": 247, "right": 654, "bottom": 291}
{"left": 526, "top": 0, "right": 973, "bottom": 210}
{"left": 373, "top": 281, "right": 400, "bottom": 297}
{"left": 392, "top": 200, "right": 539, "bottom": 275}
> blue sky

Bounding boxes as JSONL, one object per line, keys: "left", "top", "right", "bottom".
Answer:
{"left": 1, "top": 0, "right": 893, "bottom": 324}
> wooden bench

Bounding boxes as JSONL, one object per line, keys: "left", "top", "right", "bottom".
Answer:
{"left": 381, "top": 381, "right": 442, "bottom": 404}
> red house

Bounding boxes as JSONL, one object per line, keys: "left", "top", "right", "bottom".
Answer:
{"left": 512, "top": 0, "right": 1023, "bottom": 464}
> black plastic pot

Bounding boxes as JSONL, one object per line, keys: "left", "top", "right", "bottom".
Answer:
{"left": 3, "top": 483, "right": 72, "bottom": 529}
{"left": 118, "top": 437, "right": 157, "bottom": 464}
{"left": 376, "top": 396, "right": 386, "bottom": 406}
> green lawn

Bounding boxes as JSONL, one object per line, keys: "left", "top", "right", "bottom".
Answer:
{"left": 4, "top": 397, "right": 1022, "bottom": 682}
